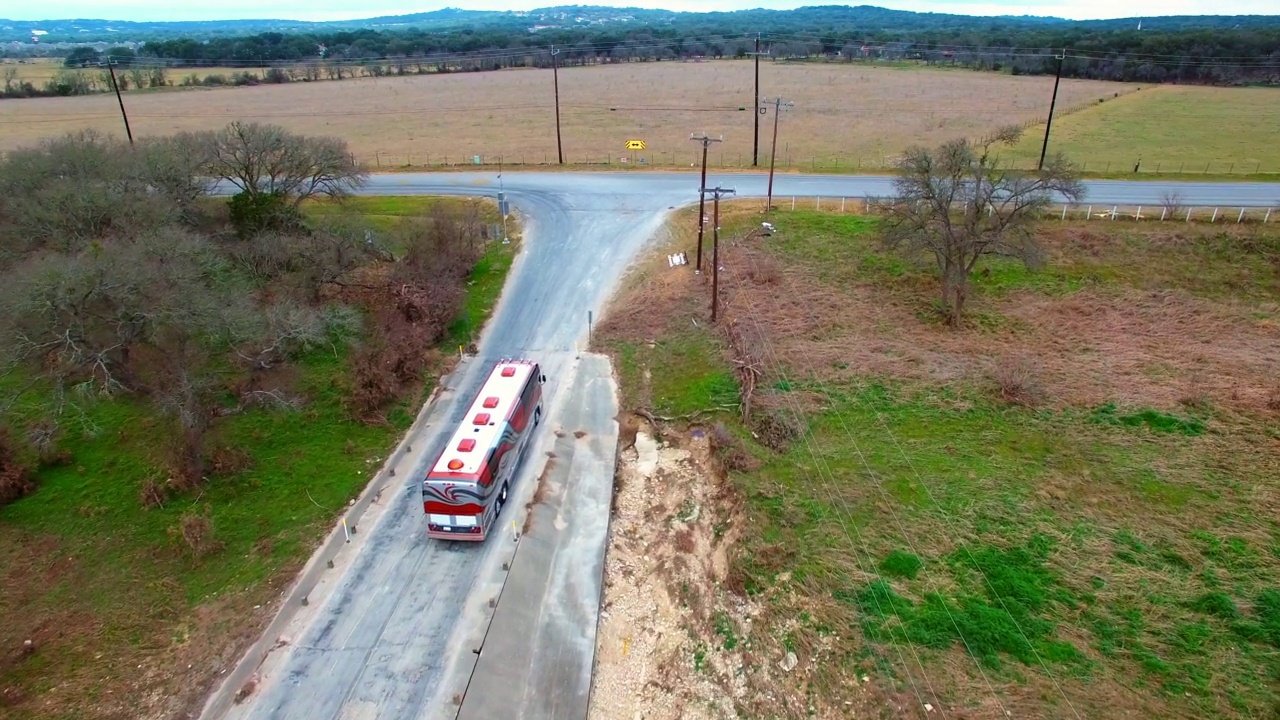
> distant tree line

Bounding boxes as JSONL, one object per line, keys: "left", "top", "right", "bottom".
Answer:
{"left": 1, "top": 7, "right": 1276, "bottom": 101}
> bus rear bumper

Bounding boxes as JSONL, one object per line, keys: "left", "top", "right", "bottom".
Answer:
{"left": 427, "top": 523, "right": 487, "bottom": 541}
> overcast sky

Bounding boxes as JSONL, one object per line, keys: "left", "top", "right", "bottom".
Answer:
{"left": 5, "top": 0, "right": 1275, "bottom": 23}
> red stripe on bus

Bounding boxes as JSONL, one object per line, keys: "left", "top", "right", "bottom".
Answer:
{"left": 424, "top": 501, "right": 484, "bottom": 515}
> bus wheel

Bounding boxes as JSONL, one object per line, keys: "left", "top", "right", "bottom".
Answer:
{"left": 496, "top": 482, "right": 509, "bottom": 515}
{"left": 534, "top": 406, "right": 542, "bottom": 427}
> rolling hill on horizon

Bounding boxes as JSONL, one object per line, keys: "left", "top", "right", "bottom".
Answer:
{"left": 5, "top": 4, "right": 1280, "bottom": 45}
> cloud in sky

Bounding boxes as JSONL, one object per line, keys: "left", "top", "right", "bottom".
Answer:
{"left": 4, "top": 0, "right": 1275, "bottom": 23}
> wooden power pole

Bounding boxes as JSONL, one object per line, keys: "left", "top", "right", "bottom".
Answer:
{"left": 760, "top": 97, "right": 793, "bottom": 211}
{"left": 99, "top": 59, "right": 133, "bottom": 145}
{"left": 689, "top": 132, "right": 723, "bottom": 274}
{"left": 551, "top": 47, "right": 564, "bottom": 164}
{"left": 1038, "top": 50, "right": 1066, "bottom": 171}
{"left": 706, "top": 185, "right": 735, "bottom": 323}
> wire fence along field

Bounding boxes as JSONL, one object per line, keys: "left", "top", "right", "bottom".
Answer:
{"left": 356, "top": 150, "right": 1280, "bottom": 176}
{"left": 745, "top": 195, "right": 1279, "bottom": 223}
{"left": 2, "top": 61, "right": 1277, "bottom": 177}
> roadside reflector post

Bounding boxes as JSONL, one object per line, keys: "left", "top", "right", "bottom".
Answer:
{"left": 1237, "top": 208, "right": 1245, "bottom": 223}
{"left": 588, "top": 310, "right": 593, "bottom": 346}
{"left": 342, "top": 518, "right": 351, "bottom": 543}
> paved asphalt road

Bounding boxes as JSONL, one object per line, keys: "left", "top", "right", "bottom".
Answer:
{"left": 360, "top": 170, "right": 1280, "bottom": 207}
{"left": 210, "top": 170, "right": 1279, "bottom": 720}
{"left": 214, "top": 174, "right": 685, "bottom": 720}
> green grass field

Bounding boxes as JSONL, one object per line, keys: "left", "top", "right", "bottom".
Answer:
{"left": 1010, "top": 85, "right": 1280, "bottom": 175}
{"left": 0, "top": 196, "right": 517, "bottom": 719}
{"left": 596, "top": 207, "right": 1280, "bottom": 717}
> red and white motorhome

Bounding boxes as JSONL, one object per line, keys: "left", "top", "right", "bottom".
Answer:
{"left": 422, "top": 358, "right": 545, "bottom": 541}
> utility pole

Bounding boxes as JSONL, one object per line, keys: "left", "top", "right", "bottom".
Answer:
{"left": 751, "top": 33, "right": 763, "bottom": 167}
{"left": 497, "top": 158, "right": 509, "bottom": 244}
{"left": 1038, "top": 50, "right": 1065, "bottom": 171}
{"left": 689, "top": 132, "right": 723, "bottom": 274}
{"left": 550, "top": 47, "right": 564, "bottom": 164}
{"left": 706, "top": 186, "right": 736, "bottom": 323}
{"left": 100, "top": 59, "right": 133, "bottom": 145}
{"left": 760, "top": 97, "right": 793, "bottom": 211}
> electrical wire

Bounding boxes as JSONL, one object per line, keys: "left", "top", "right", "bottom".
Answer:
{"left": 719, "top": 216, "right": 1083, "bottom": 717}
{"left": 714, "top": 225, "right": 1011, "bottom": 718}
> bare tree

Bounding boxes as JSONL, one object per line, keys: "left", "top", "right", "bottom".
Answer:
{"left": 878, "top": 126, "right": 1084, "bottom": 326}
{"left": 1160, "top": 191, "right": 1186, "bottom": 218}
{"left": 0, "top": 130, "right": 214, "bottom": 263}
{"left": 0, "top": 228, "right": 252, "bottom": 396}
{"left": 227, "top": 216, "right": 388, "bottom": 298}
{"left": 202, "top": 121, "right": 366, "bottom": 208}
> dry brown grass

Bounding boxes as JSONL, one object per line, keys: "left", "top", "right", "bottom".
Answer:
{"left": 0, "top": 525, "right": 290, "bottom": 720}
{"left": 594, "top": 204, "right": 1280, "bottom": 720}
{"left": 1, "top": 60, "right": 1135, "bottom": 167}
{"left": 709, "top": 219, "right": 1280, "bottom": 418}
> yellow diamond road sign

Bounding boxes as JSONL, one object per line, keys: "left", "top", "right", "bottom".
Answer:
{"left": 625, "top": 139, "right": 647, "bottom": 150}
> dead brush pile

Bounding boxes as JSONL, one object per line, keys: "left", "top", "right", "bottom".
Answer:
{"left": 1001, "top": 288, "right": 1279, "bottom": 413}
{"left": 0, "top": 428, "right": 35, "bottom": 508}
{"left": 714, "top": 227, "right": 1280, "bottom": 416}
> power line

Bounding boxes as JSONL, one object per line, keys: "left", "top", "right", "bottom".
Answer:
{"left": 714, "top": 242, "right": 958, "bottom": 718}
{"left": 28, "top": 30, "right": 1280, "bottom": 73}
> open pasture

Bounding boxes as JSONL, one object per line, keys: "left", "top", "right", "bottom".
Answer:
{"left": 1012, "top": 84, "right": 1280, "bottom": 175}
{"left": 1, "top": 60, "right": 1137, "bottom": 169}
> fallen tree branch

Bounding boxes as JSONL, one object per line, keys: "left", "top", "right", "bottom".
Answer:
{"left": 634, "top": 405, "right": 739, "bottom": 425}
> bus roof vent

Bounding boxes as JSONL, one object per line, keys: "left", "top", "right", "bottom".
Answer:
{"left": 473, "top": 413, "right": 491, "bottom": 425}
{"left": 501, "top": 366, "right": 516, "bottom": 377}
{"left": 458, "top": 439, "right": 476, "bottom": 452}
{"left": 483, "top": 396, "right": 499, "bottom": 408}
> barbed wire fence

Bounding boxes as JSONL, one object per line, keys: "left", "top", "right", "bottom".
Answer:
{"left": 352, "top": 150, "right": 1278, "bottom": 176}
{"left": 709, "top": 194, "right": 1278, "bottom": 224}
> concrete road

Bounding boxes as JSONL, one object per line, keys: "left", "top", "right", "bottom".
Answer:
{"left": 210, "top": 177, "right": 686, "bottom": 720}
{"left": 208, "top": 168, "right": 1279, "bottom": 720}
{"left": 457, "top": 354, "right": 619, "bottom": 720}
